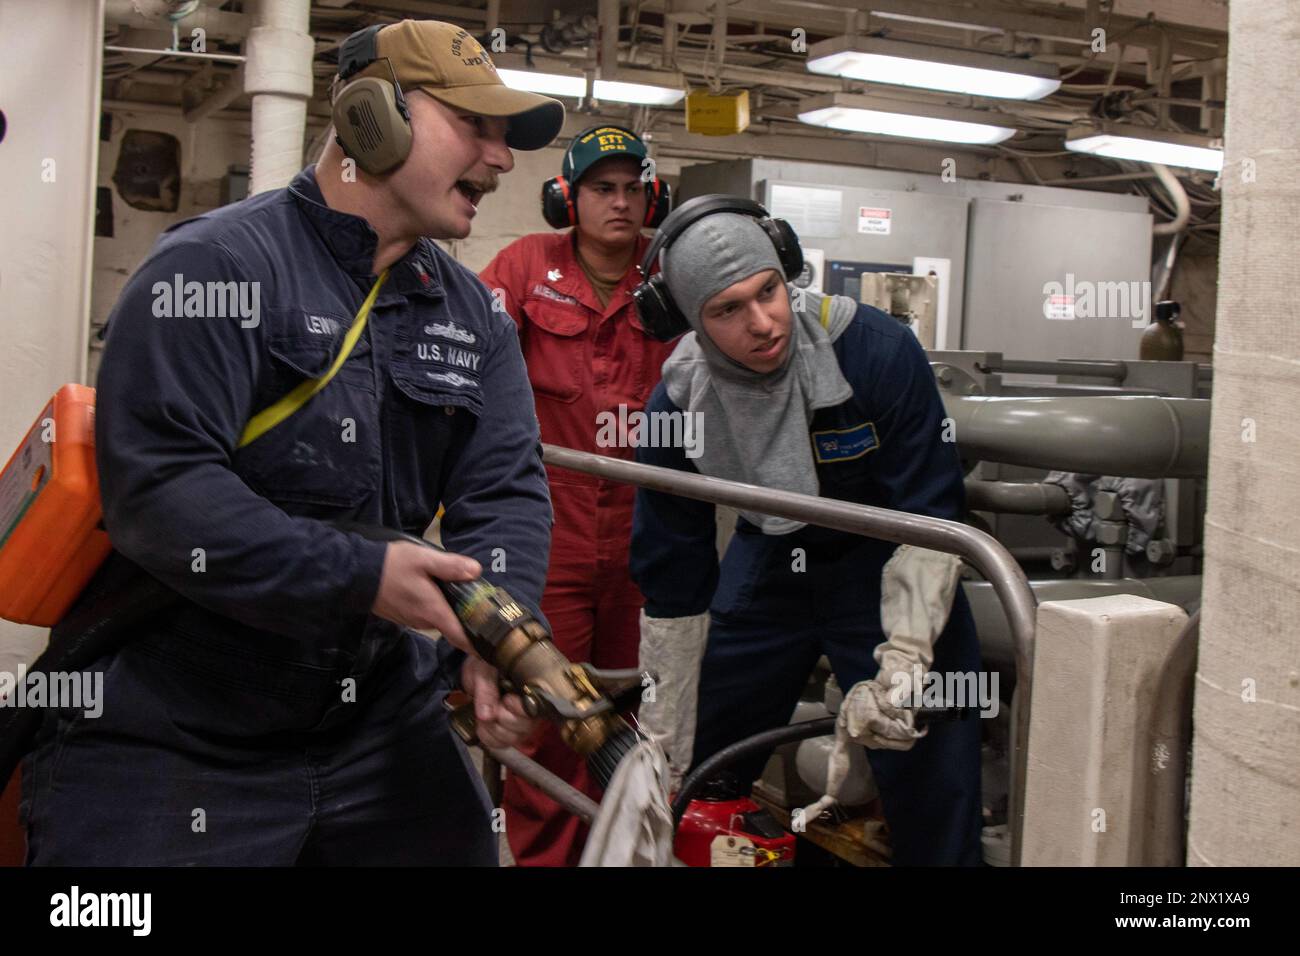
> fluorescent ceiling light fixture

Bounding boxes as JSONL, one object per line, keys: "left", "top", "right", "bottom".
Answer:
{"left": 592, "top": 78, "right": 684, "bottom": 106}
{"left": 498, "top": 68, "right": 683, "bottom": 106}
{"left": 807, "top": 36, "right": 1060, "bottom": 101}
{"left": 497, "top": 68, "right": 585, "bottom": 98}
{"left": 797, "top": 93, "right": 1017, "bottom": 146}
{"left": 1065, "top": 124, "right": 1224, "bottom": 172}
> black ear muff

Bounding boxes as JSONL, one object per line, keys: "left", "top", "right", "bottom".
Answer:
{"left": 331, "top": 25, "right": 412, "bottom": 176}
{"left": 541, "top": 176, "right": 576, "bottom": 229}
{"left": 631, "top": 193, "right": 806, "bottom": 344}
{"left": 631, "top": 274, "right": 688, "bottom": 343}
{"left": 763, "top": 218, "right": 804, "bottom": 281}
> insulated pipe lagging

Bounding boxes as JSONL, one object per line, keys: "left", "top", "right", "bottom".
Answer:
{"left": 944, "top": 395, "right": 1210, "bottom": 478}
{"left": 245, "top": 0, "right": 313, "bottom": 195}
{"left": 251, "top": 94, "right": 308, "bottom": 194}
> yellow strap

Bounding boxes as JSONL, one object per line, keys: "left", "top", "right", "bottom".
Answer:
{"left": 238, "top": 270, "right": 390, "bottom": 448}
{"left": 819, "top": 294, "right": 832, "bottom": 330}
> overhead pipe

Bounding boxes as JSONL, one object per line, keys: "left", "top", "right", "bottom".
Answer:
{"left": 710, "top": 0, "right": 728, "bottom": 89}
{"left": 1154, "top": 232, "right": 1184, "bottom": 301}
{"left": 104, "top": 0, "right": 249, "bottom": 38}
{"left": 598, "top": 0, "right": 619, "bottom": 81}
{"left": 1151, "top": 162, "right": 1192, "bottom": 235}
{"left": 944, "top": 395, "right": 1210, "bottom": 478}
{"left": 102, "top": 44, "right": 244, "bottom": 63}
{"left": 1041, "top": 171, "right": 1159, "bottom": 186}
{"left": 661, "top": 1, "right": 678, "bottom": 68}
{"left": 245, "top": 0, "right": 314, "bottom": 195}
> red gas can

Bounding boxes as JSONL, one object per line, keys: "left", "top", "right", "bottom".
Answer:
{"left": 674, "top": 776, "right": 796, "bottom": 867}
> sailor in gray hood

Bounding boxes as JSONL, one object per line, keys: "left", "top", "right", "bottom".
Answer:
{"left": 629, "top": 196, "right": 984, "bottom": 865}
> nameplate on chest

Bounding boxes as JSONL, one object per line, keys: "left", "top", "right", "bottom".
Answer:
{"left": 811, "top": 421, "right": 879, "bottom": 463}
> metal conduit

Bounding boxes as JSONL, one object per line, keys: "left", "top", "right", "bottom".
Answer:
{"left": 542, "top": 443, "right": 1038, "bottom": 865}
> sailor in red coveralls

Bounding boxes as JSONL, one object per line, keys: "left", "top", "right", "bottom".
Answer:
{"left": 479, "top": 125, "right": 674, "bottom": 866}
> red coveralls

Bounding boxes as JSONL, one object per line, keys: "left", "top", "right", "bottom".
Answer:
{"left": 479, "top": 231, "right": 676, "bottom": 866}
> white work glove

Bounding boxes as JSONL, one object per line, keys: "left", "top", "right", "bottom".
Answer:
{"left": 838, "top": 648, "right": 931, "bottom": 751}
{"left": 801, "top": 546, "right": 963, "bottom": 823}
{"left": 636, "top": 610, "right": 710, "bottom": 794}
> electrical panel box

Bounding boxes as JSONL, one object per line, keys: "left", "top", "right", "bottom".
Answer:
{"left": 963, "top": 198, "right": 1154, "bottom": 360}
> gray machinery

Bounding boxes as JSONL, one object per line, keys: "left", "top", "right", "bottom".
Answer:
{"left": 762, "top": 357, "right": 1211, "bottom": 858}
{"left": 678, "top": 158, "right": 1155, "bottom": 360}
{"left": 932, "top": 352, "right": 1209, "bottom": 586}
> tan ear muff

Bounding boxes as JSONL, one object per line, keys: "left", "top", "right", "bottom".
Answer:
{"left": 332, "top": 76, "right": 412, "bottom": 176}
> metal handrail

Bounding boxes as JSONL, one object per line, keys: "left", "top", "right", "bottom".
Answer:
{"left": 489, "top": 747, "right": 600, "bottom": 824}
{"left": 541, "top": 443, "right": 1039, "bottom": 865}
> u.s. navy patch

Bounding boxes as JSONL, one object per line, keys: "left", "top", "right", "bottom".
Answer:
{"left": 811, "top": 421, "right": 879, "bottom": 463}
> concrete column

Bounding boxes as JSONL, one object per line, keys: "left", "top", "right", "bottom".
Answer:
{"left": 1187, "top": 0, "right": 1300, "bottom": 867}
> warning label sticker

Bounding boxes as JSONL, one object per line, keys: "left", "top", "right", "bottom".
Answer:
{"left": 1044, "top": 294, "right": 1076, "bottom": 320}
{"left": 858, "top": 207, "right": 892, "bottom": 235}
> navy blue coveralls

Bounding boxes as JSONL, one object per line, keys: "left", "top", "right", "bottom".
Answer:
{"left": 21, "top": 167, "right": 551, "bottom": 866}
{"left": 630, "top": 303, "right": 983, "bottom": 866}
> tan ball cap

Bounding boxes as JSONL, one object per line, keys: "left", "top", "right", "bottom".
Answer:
{"left": 356, "top": 19, "right": 565, "bottom": 151}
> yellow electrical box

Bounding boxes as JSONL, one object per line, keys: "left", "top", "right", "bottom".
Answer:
{"left": 685, "top": 89, "right": 750, "bottom": 136}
